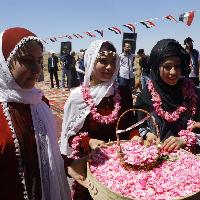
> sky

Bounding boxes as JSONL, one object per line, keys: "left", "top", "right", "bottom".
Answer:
{"left": 1, "top": 0, "right": 199, "bottom": 55}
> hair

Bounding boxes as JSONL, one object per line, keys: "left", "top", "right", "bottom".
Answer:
{"left": 99, "top": 41, "right": 116, "bottom": 52}
{"left": 137, "top": 49, "right": 144, "bottom": 55}
{"left": 124, "top": 42, "right": 132, "bottom": 48}
{"left": 9, "top": 40, "right": 43, "bottom": 70}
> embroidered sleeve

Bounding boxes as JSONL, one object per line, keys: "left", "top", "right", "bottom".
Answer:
{"left": 69, "top": 132, "right": 89, "bottom": 159}
{"left": 139, "top": 127, "right": 152, "bottom": 139}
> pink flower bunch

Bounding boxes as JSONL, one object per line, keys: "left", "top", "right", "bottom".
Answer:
{"left": 89, "top": 143, "right": 200, "bottom": 199}
{"left": 187, "top": 119, "right": 196, "bottom": 131}
{"left": 121, "top": 141, "right": 159, "bottom": 167}
{"left": 147, "top": 78, "right": 197, "bottom": 122}
{"left": 70, "top": 132, "right": 88, "bottom": 159}
{"left": 81, "top": 84, "right": 121, "bottom": 124}
{"left": 178, "top": 129, "right": 197, "bottom": 151}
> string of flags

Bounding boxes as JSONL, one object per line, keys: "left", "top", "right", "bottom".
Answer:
{"left": 43, "top": 10, "right": 199, "bottom": 44}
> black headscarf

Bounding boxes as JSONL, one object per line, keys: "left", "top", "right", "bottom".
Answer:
{"left": 149, "top": 39, "right": 190, "bottom": 111}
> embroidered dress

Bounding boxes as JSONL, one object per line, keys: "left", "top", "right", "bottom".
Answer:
{"left": 0, "top": 27, "right": 71, "bottom": 200}
{"left": 0, "top": 102, "right": 42, "bottom": 200}
{"left": 61, "top": 40, "right": 135, "bottom": 200}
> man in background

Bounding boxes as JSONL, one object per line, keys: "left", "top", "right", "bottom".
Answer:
{"left": 184, "top": 37, "right": 200, "bottom": 87}
{"left": 118, "top": 42, "right": 135, "bottom": 92}
{"left": 48, "top": 50, "right": 59, "bottom": 89}
{"left": 60, "top": 49, "right": 73, "bottom": 91}
{"left": 75, "top": 49, "right": 85, "bottom": 84}
{"left": 134, "top": 49, "right": 150, "bottom": 90}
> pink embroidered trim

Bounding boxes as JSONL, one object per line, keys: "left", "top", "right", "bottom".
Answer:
{"left": 81, "top": 84, "right": 121, "bottom": 124}
{"left": 70, "top": 132, "right": 88, "bottom": 159}
{"left": 1, "top": 102, "right": 29, "bottom": 200}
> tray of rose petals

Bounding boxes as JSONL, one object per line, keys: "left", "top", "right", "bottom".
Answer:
{"left": 87, "top": 109, "right": 200, "bottom": 200}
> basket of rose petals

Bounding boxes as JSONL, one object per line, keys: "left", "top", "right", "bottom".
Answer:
{"left": 115, "top": 109, "right": 162, "bottom": 171}
{"left": 87, "top": 145, "right": 200, "bottom": 200}
{"left": 87, "top": 109, "right": 200, "bottom": 199}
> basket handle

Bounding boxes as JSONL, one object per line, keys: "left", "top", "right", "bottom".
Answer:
{"left": 116, "top": 108, "right": 160, "bottom": 144}
{"left": 115, "top": 108, "right": 160, "bottom": 170}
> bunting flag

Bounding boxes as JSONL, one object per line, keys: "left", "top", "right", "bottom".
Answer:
{"left": 66, "top": 35, "right": 72, "bottom": 39}
{"left": 73, "top": 34, "right": 84, "bottom": 39}
{"left": 85, "top": 31, "right": 96, "bottom": 37}
{"left": 49, "top": 37, "right": 57, "bottom": 42}
{"left": 164, "top": 15, "right": 178, "bottom": 23}
{"left": 179, "top": 11, "right": 195, "bottom": 26}
{"left": 42, "top": 39, "right": 48, "bottom": 44}
{"left": 123, "top": 23, "right": 136, "bottom": 32}
{"left": 94, "top": 29, "right": 103, "bottom": 37}
{"left": 108, "top": 27, "right": 122, "bottom": 34}
{"left": 140, "top": 20, "right": 156, "bottom": 28}
{"left": 43, "top": 9, "right": 199, "bottom": 43}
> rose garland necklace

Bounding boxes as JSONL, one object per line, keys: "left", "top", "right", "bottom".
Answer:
{"left": 81, "top": 84, "right": 121, "bottom": 124}
{"left": 147, "top": 79, "right": 197, "bottom": 122}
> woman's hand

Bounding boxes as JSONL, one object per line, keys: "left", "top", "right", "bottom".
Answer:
{"left": 68, "top": 156, "right": 88, "bottom": 187}
{"left": 190, "top": 122, "right": 200, "bottom": 131}
{"left": 131, "top": 135, "right": 143, "bottom": 143}
{"left": 162, "top": 136, "right": 185, "bottom": 152}
{"left": 146, "top": 132, "right": 159, "bottom": 144}
{"left": 89, "top": 138, "right": 105, "bottom": 150}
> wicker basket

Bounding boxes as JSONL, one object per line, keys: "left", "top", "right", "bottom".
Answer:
{"left": 87, "top": 154, "right": 130, "bottom": 200}
{"left": 87, "top": 149, "right": 200, "bottom": 200}
{"left": 87, "top": 109, "right": 200, "bottom": 200}
{"left": 116, "top": 108, "right": 160, "bottom": 171}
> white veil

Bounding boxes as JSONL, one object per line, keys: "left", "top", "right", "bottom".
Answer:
{"left": 60, "top": 40, "right": 120, "bottom": 155}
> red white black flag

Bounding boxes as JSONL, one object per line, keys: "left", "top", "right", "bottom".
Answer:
{"left": 123, "top": 23, "right": 136, "bottom": 33}
{"left": 85, "top": 31, "right": 96, "bottom": 37}
{"left": 179, "top": 11, "right": 195, "bottom": 26}
{"left": 49, "top": 37, "right": 57, "bottom": 42}
{"left": 65, "top": 35, "right": 72, "bottom": 39}
{"left": 164, "top": 15, "right": 178, "bottom": 23}
{"left": 42, "top": 39, "right": 48, "bottom": 44}
{"left": 73, "top": 34, "right": 84, "bottom": 39}
{"left": 108, "top": 27, "right": 121, "bottom": 34}
{"left": 140, "top": 20, "right": 156, "bottom": 28}
{"left": 94, "top": 29, "right": 103, "bottom": 37}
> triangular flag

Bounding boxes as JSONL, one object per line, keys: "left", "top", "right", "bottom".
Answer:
{"left": 49, "top": 37, "right": 57, "bottom": 42}
{"left": 179, "top": 11, "right": 195, "bottom": 26}
{"left": 140, "top": 20, "right": 156, "bottom": 28}
{"left": 85, "top": 31, "right": 96, "bottom": 37}
{"left": 108, "top": 27, "right": 121, "bottom": 34}
{"left": 95, "top": 29, "right": 103, "bottom": 37}
{"left": 73, "top": 34, "right": 84, "bottom": 39}
{"left": 73, "top": 34, "right": 79, "bottom": 38}
{"left": 123, "top": 23, "right": 136, "bottom": 33}
{"left": 76, "top": 34, "right": 84, "bottom": 39}
{"left": 42, "top": 39, "right": 48, "bottom": 44}
{"left": 65, "top": 35, "right": 72, "bottom": 39}
{"left": 164, "top": 15, "right": 178, "bottom": 23}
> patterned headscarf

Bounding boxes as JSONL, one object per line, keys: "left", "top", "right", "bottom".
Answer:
{"left": 60, "top": 40, "right": 120, "bottom": 155}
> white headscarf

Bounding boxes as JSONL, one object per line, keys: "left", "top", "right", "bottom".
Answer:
{"left": 0, "top": 30, "right": 70, "bottom": 200}
{"left": 60, "top": 40, "right": 120, "bottom": 155}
